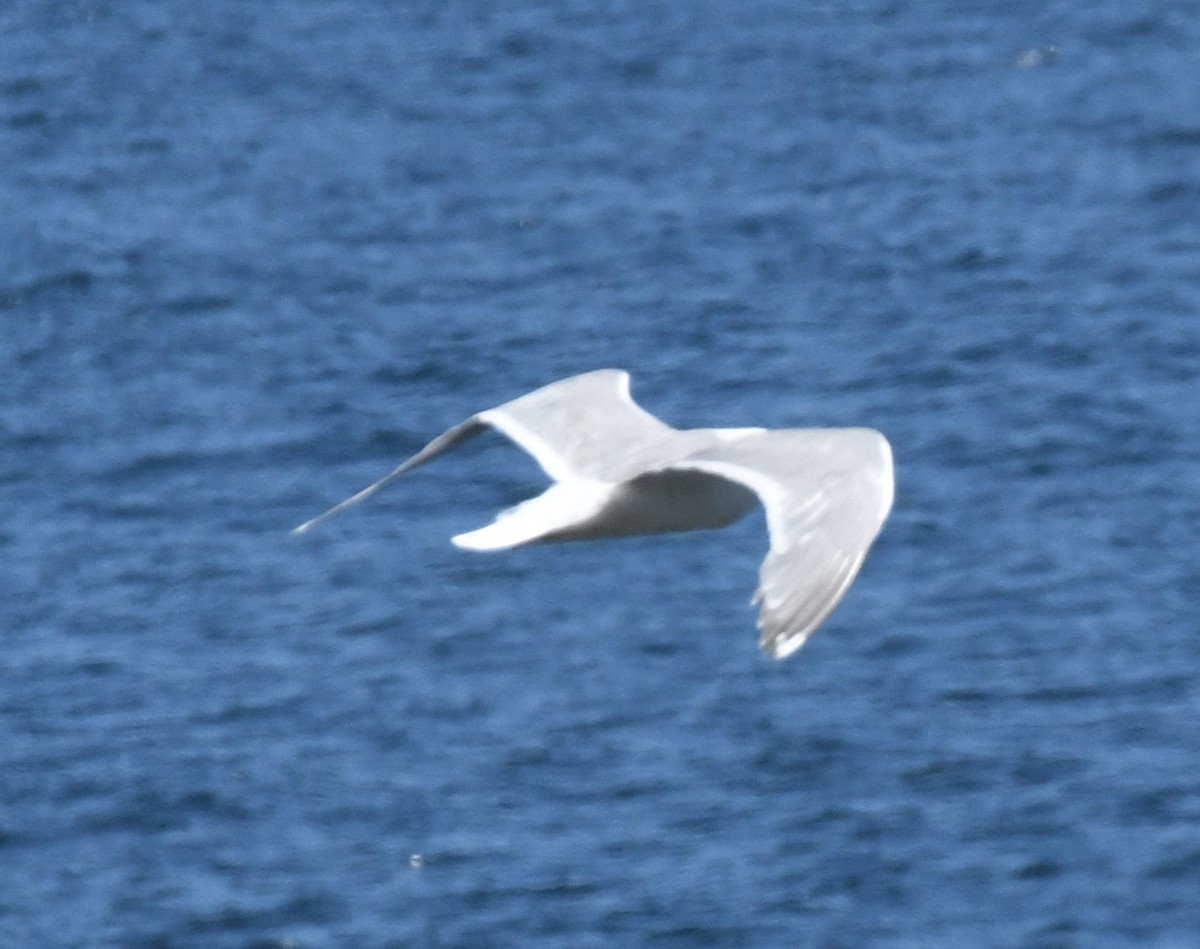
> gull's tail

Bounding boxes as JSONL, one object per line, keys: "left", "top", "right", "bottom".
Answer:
{"left": 452, "top": 480, "right": 612, "bottom": 551}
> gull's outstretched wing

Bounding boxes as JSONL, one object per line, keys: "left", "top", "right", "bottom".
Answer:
{"left": 670, "top": 428, "right": 893, "bottom": 659}
{"left": 291, "top": 417, "right": 486, "bottom": 534}
{"left": 292, "top": 369, "right": 672, "bottom": 535}
{"left": 477, "top": 369, "right": 675, "bottom": 481}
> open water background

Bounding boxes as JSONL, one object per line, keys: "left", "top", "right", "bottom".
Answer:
{"left": 4, "top": 1, "right": 1200, "bottom": 945}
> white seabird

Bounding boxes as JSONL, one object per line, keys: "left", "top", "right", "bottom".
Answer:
{"left": 294, "top": 369, "right": 893, "bottom": 659}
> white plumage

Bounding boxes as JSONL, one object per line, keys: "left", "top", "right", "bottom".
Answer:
{"left": 294, "top": 370, "right": 893, "bottom": 659}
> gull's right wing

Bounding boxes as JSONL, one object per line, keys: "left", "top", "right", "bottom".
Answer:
{"left": 667, "top": 428, "right": 894, "bottom": 659}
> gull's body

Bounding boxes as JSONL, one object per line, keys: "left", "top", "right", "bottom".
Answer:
{"left": 294, "top": 369, "right": 893, "bottom": 659}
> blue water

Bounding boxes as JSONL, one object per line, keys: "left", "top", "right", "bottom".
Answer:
{"left": 4, "top": 1, "right": 1200, "bottom": 945}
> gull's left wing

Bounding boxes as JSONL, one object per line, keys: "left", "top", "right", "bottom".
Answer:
{"left": 292, "top": 369, "right": 674, "bottom": 535}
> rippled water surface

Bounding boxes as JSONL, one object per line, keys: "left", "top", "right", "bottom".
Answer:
{"left": 4, "top": 1, "right": 1200, "bottom": 946}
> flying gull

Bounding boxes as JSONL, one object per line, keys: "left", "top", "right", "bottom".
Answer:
{"left": 293, "top": 369, "right": 893, "bottom": 659}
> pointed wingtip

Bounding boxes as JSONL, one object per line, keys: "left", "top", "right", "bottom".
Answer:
{"left": 289, "top": 505, "right": 344, "bottom": 536}
{"left": 761, "top": 631, "right": 809, "bottom": 661}
{"left": 758, "top": 608, "right": 812, "bottom": 660}
{"left": 289, "top": 417, "right": 488, "bottom": 540}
